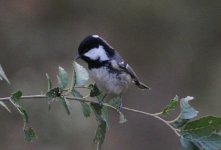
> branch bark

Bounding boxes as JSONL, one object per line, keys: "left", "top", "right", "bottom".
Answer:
{"left": 0, "top": 94, "right": 181, "bottom": 137}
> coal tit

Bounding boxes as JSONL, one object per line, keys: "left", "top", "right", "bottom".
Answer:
{"left": 75, "top": 35, "right": 150, "bottom": 101}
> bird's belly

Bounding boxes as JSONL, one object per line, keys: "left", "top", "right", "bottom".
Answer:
{"left": 89, "top": 68, "right": 132, "bottom": 95}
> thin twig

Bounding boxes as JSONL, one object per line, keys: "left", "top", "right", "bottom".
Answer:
{"left": 122, "top": 107, "right": 181, "bottom": 137}
{"left": 0, "top": 94, "right": 180, "bottom": 137}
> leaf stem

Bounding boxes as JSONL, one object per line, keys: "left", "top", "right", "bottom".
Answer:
{"left": 167, "top": 113, "right": 182, "bottom": 124}
{"left": 0, "top": 94, "right": 180, "bottom": 137}
{"left": 121, "top": 107, "right": 181, "bottom": 137}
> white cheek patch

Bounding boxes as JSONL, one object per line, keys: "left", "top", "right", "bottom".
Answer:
{"left": 84, "top": 45, "right": 109, "bottom": 61}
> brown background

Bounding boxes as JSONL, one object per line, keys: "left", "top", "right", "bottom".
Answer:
{"left": 0, "top": 0, "right": 221, "bottom": 150}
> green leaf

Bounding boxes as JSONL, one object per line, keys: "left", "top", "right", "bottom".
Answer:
{"left": 182, "top": 116, "right": 221, "bottom": 137}
{"left": 24, "top": 127, "right": 37, "bottom": 142}
{"left": 59, "top": 97, "right": 71, "bottom": 115}
{"left": 46, "top": 87, "right": 61, "bottom": 98}
{"left": 81, "top": 102, "right": 91, "bottom": 118}
{"left": 94, "top": 120, "right": 107, "bottom": 150}
{"left": 10, "top": 91, "right": 37, "bottom": 142}
{"left": 0, "top": 101, "right": 11, "bottom": 112}
{"left": 10, "top": 91, "right": 29, "bottom": 123}
{"left": 119, "top": 112, "right": 127, "bottom": 124}
{"left": 91, "top": 103, "right": 108, "bottom": 150}
{"left": 193, "top": 133, "right": 221, "bottom": 150}
{"left": 172, "top": 96, "right": 198, "bottom": 128}
{"left": 180, "top": 136, "right": 199, "bottom": 150}
{"left": 181, "top": 133, "right": 221, "bottom": 150}
{"left": 0, "top": 64, "right": 10, "bottom": 84}
{"left": 73, "top": 61, "right": 89, "bottom": 86}
{"left": 90, "top": 84, "right": 101, "bottom": 97}
{"left": 91, "top": 103, "right": 103, "bottom": 120}
{"left": 57, "top": 66, "right": 68, "bottom": 89}
{"left": 180, "top": 96, "right": 199, "bottom": 120}
{"left": 11, "top": 91, "right": 22, "bottom": 102}
{"left": 181, "top": 116, "right": 221, "bottom": 150}
{"left": 161, "top": 95, "right": 179, "bottom": 117}
{"left": 101, "top": 106, "right": 109, "bottom": 127}
{"left": 71, "top": 89, "right": 91, "bottom": 118}
{"left": 46, "top": 73, "right": 52, "bottom": 91}
{"left": 17, "top": 105, "right": 29, "bottom": 123}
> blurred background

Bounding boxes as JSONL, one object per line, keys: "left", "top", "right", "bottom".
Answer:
{"left": 0, "top": 0, "right": 221, "bottom": 149}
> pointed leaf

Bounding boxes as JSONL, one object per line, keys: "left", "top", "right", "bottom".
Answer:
{"left": 101, "top": 106, "right": 109, "bottom": 127}
{"left": 193, "top": 133, "right": 221, "bottom": 150}
{"left": 182, "top": 116, "right": 221, "bottom": 137}
{"left": 181, "top": 116, "right": 221, "bottom": 150}
{"left": 91, "top": 103, "right": 108, "bottom": 150}
{"left": 180, "top": 96, "right": 198, "bottom": 119}
{"left": 91, "top": 103, "right": 103, "bottom": 120}
{"left": 17, "top": 105, "right": 29, "bottom": 123}
{"left": 10, "top": 91, "right": 29, "bottom": 123}
{"left": 161, "top": 95, "right": 179, "bottom": 117}
{"left": 0, "top": 64, "right": 10, "bottom": 84}
{"left": 119, "top": 112, "right": 127, "bottom": 124}
{"left": 0, "top": 101, "right": 11, "bottom": 112}
{"left": 181, "top": 133, "right": 221, "bottom": 150}
{"left": 73, "top": 61, "right": 89, "bottom": 86}
{"left": 57, "top": 66, "right": 68, "bottom": 89}
{"left": 180, "top": 116, "right": 221, "bottom": 150}
{"left": 172, "top": 96, "right": 198, "bottom": 128}
{"left": 71, "top": 89, "right": 91, "bottom": 117}
{"left": 94, "top": 120, "right": 107, "bottom": 150}
{"left": 57, "top": 66, "right": 68, "bottom": 90}
{"left": 59, "top": 97, "right": 71, "bottom": 115}
{"left": 81, "top": 102, "right": 91, "bottom": 118}
{"left": 46, "top": 73, "right": 52, "bottom": 91}
{"left": 180, "top": 136, "right": 199, "bottom": 150}
{"left": 24, "top": 127, "right": 38, "bottom": 142}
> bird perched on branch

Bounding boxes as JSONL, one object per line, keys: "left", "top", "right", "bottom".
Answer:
{"left": 75, "top": 35, "right": 150, "bottom": 106}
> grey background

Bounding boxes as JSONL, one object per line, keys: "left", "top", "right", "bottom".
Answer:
{"left": 0, "top": 0, "right": 221, "bottom": 150}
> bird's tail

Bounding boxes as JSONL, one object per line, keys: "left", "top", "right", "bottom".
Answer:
{"left": 134, "top": 80, "right": 151, "bottom": 90}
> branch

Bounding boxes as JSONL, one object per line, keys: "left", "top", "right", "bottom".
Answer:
{"left": 0, "top": 94, "right": 180, "bottom": 137}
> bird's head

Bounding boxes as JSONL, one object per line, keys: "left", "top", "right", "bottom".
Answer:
{"left": 76, "top": 35, "right": 115, "bottom": 68}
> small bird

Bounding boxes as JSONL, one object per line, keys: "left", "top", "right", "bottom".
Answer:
{"left": 75, "top": 35, "right": 150, "bottom": 105}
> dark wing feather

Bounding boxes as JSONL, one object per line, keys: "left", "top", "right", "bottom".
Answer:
{"left": 111, "top": 50, "right": 150, "bottom": 90}
{"left": 118, "top": 61, "right": 150, "bottom": 90}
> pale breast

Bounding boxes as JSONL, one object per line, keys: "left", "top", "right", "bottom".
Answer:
{"left": 89, "top": 67, "right": 132, "bottom": 95}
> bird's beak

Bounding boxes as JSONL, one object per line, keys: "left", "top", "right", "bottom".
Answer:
{"left": 74, "top": 55, "right": 80, "bottom": 61}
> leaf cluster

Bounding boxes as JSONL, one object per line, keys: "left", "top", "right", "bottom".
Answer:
{"left": 0, "top": 65, "right": 37, "bottom": 141}
{"left": 1, "top": 63, "right": 221, "bottom": 150}
{"left": 161, "top": 96, "right": 221, "bottom": 150}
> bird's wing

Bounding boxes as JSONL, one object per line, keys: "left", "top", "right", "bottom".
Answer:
{"left": 119, "top": 62, "right": 150, "bottom": 90}
{"left": 110, "top": 50, "right": 150, "bottom": 90}
{"left": 112, "top": 58, "right": 150, "bottom": 90}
